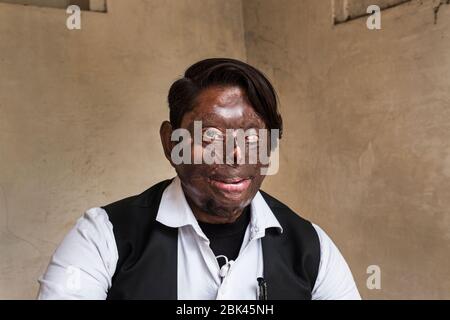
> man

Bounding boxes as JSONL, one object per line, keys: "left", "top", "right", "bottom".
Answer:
{"left": 38, "top": 58, "right": 360, "bottom": 300}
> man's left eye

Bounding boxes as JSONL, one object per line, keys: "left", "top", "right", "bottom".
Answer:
{"left": 203, "top": 128, "right": 223, "bottom": 142}
{"left": 246, "top": 135, "right": 259, "bottom": 143}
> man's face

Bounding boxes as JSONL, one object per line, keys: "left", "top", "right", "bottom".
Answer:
{"left": 167, "top": 86, "right": 268, "bottom": 218}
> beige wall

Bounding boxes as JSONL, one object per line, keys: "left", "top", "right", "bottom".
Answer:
{"left": 243, "top": 0, "right": 450, "bottom": 299}
{"left": 0, "top": 0, "right": 246, "bottom": 299}
{"left": 1, "top": 0, "right": 449, "bottom": 299}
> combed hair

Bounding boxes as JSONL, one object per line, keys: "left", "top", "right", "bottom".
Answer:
{"left": 167, "top": 58, "right": 283, "bottom": 139}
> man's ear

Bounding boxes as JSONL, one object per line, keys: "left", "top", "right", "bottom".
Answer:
{"left": 160, "top": 121, "right": 174, "bottom": 165}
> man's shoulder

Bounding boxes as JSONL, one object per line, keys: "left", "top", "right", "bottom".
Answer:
{"left": 103, "top": 179, "right": 172, "bottom": 208}
{"left": 259, "top": 189, "right": 322, "bottom": 292}
{"left": 101, "top": 179, "right": 173, "bottom": 224}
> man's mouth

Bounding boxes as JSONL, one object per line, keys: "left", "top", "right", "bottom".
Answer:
{"left": 209, "top": 177, "right": 252, "bottom": 193}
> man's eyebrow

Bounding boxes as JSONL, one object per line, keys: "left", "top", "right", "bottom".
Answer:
{"left": 183, "top": 114, "right": 214, "bottom": 130}
{"left": 184, "top": 114, "right": 222, "bottom": 130}
{"left": 185, "top": 113, "right": 265, "bottom": 130}
{"left": 201, "top": 113, "right": 221, "bottom": 124}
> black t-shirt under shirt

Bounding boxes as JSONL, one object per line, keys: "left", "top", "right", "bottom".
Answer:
{"left": 197, "top": 206, "right": 251, "bottom": 268}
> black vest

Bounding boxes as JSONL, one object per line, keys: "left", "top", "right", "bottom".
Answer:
{"left": 103, "top": 179, "right": 320, "bottom": 300}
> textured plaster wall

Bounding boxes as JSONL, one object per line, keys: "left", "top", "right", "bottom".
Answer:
{"left": 1, "top": 0, "right": 449, "bottom": 300}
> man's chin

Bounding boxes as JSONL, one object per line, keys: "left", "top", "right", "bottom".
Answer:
{"left": 204, "top": 196, "right": 251, "bottom": 218}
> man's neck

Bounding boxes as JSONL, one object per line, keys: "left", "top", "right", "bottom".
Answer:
{"left": 184, "top": 196, "right": 245, "bottom": 224}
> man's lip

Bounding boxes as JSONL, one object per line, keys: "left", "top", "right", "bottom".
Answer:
{"left": 210, "top": 177, "right": 250, "bottom": 184}
{"left": 209, "top": 177, "right": 252, "bottom": 193}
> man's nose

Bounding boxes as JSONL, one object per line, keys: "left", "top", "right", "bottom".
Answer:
{"left": 233, "top": 144, "right": 243, "bottom": 164}
{"left": 224, "top": 133, "right": 244, "bottom": 165}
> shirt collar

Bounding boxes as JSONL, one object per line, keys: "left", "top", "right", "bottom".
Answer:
{"left": 156, "top": 176, "right": 283, "bottom": 240}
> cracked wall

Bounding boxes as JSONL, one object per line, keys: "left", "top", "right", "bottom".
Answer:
{"left": 333, "top": 0, "right": 412, "bottom": 24}
{"left": 434, "top": 0, "right": 450, "bottom": 23}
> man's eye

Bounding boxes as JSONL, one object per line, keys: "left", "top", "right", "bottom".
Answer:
{"left": 203, "top": 128, "right": 223, "bottom": 142}
{"left": 246, "top": 135, "right": 259, "bottom": 143}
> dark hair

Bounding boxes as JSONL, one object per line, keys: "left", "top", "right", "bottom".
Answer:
{"left": 167, "top": 58, "right": 283, "bottom": 139}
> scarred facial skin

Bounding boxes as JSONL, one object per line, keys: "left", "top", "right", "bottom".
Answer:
{"left": 160, "top": 86, "right": 269, "bottom": 224}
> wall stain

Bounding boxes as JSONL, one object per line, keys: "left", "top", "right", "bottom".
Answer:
{"left": 434, "top": 0, "right": 450, "bottom": 24}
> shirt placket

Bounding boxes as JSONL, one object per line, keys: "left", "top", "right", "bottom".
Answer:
{"left": 215, "top": 223, "right": 263, "bottom": 300}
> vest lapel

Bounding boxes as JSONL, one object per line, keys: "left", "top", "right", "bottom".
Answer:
{"left": 262, "top": 229, "right": 313, "bottom": 300}
{"left": 134, "top": 179, "right": 178, "bottom": 299}
{"left": 106, "top": 179, "right": 178, "bottom": 300}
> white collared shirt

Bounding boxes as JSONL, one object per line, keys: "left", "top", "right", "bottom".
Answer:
{"left": 38, "top": 177, "right": 361, "bottom": 300}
